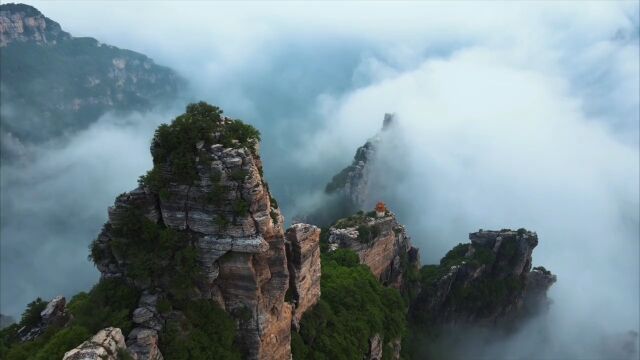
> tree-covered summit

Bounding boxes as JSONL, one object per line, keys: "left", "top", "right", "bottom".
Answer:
{"left": 139, "top": 101, "right": 261, "bottom": 192}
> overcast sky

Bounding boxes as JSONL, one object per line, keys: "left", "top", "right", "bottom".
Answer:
{"left": 2, "top": 1, "right": 639, "bottom": 358}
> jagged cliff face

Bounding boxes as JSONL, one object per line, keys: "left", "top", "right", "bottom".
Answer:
{"left": 328, "top": 210, "right": 420, "bottom": 291}
{"left": 91, "top": 108, "right": 292, "bottom": 359}
{"left": 325, "top": 113, "right": 396, "bottom": 209}
{"left": 285, "top": 223, "right": 322, "bottom": 329}
{"left": 0, "top": 3, "right": 182, "bottom": 150}
{"left": 412, "top": 229, "right": 556, "bottom": 325}
{"left": 63, "top": 327, "right": 128, "bottom": 360}
{"left": 16, "top": 295, "right": 68, "bottom": 342}
{"left": 0, "top": 3, "right": 69, "bottom": 46}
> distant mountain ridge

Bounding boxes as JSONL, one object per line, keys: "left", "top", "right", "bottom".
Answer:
{"left": 0, "top": 3, "right": 184, "bottom": 153}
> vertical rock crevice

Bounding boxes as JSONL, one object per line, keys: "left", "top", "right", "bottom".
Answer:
{"left": 285, "top": 223, "right": 322, "bottom": 329}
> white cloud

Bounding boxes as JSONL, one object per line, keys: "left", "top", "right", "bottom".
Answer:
{"left": 300, "top": 31, "right": 638, "bottom": 360}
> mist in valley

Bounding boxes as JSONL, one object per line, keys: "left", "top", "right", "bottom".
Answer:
{"left": 1, "top": 1, "right": 638, "bottom": 358}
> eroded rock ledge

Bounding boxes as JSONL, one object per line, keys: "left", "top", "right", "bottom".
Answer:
{"left": 328, "top": 207, "right": 420, "bottom": 291}
{"left": 63, "top": 327, "right": 130, "bottom": 360}
{"left": 411, "top": 228, "right": 556, "bottom": 326}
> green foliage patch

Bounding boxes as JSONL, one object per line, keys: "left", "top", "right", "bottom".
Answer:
{"left": 333, "top": 211, "right": 374, "bottom": 230}
{"left": 19, "top": 298, "right": 47, "bottom": 329}
{"left": 292, "top": 249, "right": 406, "bottom": 359}
{"left": 67, "top": 278, "right": 141, "bottom": 334}
{"left": 356, "top": 224, "right": 380, "bottom": 243}
{"left": 449, "top": 275, "right": 525, "bottom": 316}
{"left": 91, "top": 207, "right": 201, "bottom": 300}
{"left": 139, "top": 102, "right": 261, "bottom": 194}
{"left": 159, "top": 299, "right": 241, "bottom": 360}
{"left": 325, "top": 165, "right": 356, "bottom": 193}
{"left": 0, "top": 278, "right": 138, "bottom": 360}
{"left": 323, "top": 248, "right": 360, "bottom": 268}
{"left": 0, "top": 34, "right": 180, "bottom": 142}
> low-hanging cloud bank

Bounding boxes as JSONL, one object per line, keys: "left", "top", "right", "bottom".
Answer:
{"left": 298, "top": 33, "right": 639, "bottom": 360}
{"left": 0, "top": 110, "right": 182, "bottom": 317}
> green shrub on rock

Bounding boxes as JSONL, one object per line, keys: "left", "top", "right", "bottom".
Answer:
{"left": 160, "top": 299, "right": 241, "bottom": 360}
{"left": 293, "top": 249, "right": 406, "bottom": 360}
{"left": 139, "top": 102, "right": 261, "bottom": 194}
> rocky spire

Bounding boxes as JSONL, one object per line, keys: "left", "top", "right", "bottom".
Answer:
{"left": 285, "top": 223, "right": 322, "bottom": 329}
{"left": 91, "top": 103, "right": 291, "bottom": 360}
{"left": 325, "top": 113, "right": 395, "bottom": 208}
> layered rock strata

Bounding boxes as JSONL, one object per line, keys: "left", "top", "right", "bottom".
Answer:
{"left": 127, "top": 291, "right": 164, "bottom": 360}
{"left": 328, "top": 210, "right": 420, "bottom": 289}
{"left": 325, "top": 113, "right": 396, "bottom": 208}
{"left": 0, "top": 3, "right": 182, "bottom": 148}
{"left": 285, "top": 223, "right": 322, "bottom": 328}
{"left": 91, "top": 116, "right": 291, "bottom": 360}
{"left": 412, "top": 229, "right": 556, "bottom": 325}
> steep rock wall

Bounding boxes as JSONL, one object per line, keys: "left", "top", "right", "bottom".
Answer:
{"left": 0, "top": 4, "right": 70, "bottom": 46}
{"left": 412, "top": 229, "right": 556, "bottom": 325}
{"left": 285, "top": 223, "right": 322, "bottom": 328}
{"left": 91, "top": 112, "right": 291, "bottom": 360}
{"left": 328, "top": 210, "right": 420, "bottom": 290}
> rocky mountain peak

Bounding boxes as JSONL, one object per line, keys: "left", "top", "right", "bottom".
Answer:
{"left": 412, "top": 228, "right": 556, "bottom": 326}
{"left": 325, "top": 113, "right": 396, "bottom": 208}
{"left": 89, "top": 102, "right": 294, "bottom": 359}
{"left": 382, "top": 113, "right": 396, "bottom": 130}
{"left": 0, "top": 3, "right": 70, "bottom": 47}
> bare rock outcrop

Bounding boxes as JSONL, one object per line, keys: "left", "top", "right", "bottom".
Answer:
{"left": 328, "top": 208, "right": 420, "bottom": 290}
{"left": 91, "top": 107, "right": 291, "bottom": 360}
{"left": 285, "top": 223, "right": 322, "bottom": 328}
{"left": 411, "top": 229, "right": 556, "bottom": 325}
{"left": 324, "top": 113, "right": 396, "bottom": 210}
{"left": 17, "top": 295, "right": 69, "bottom": 342}
{"left": 366, "top": 334, "right": 401, "bottom": 360}
{"left": 63, "top": 327, "right": 131, "bottom": 360}
{"left": 0, "top": 3, "right": 183, "bottom": 147}
{"left": 0, "top": 4, "right": 70, "bottom": 47}
{"left": 523, "top": 265, "right": 557, "bottom": 313}
{"left": 125, "top": 291, "right": 163, "bottom": 360}
{"left": 368, "top": 334, "right": 383, "bottom": 360}
{"left": 127, "top": 327, "right": 163, "bottom": 360}
{"left": 325, "top": 121, "right": 389, "bottom": 208}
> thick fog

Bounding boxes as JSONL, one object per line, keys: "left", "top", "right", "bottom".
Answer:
{"left": 2, "top": 1, "right": 638, "bottom": 358}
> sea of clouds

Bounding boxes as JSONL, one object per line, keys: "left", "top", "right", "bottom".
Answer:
{"left": 2, "top": 2, "right": 638, "bottom": 357}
